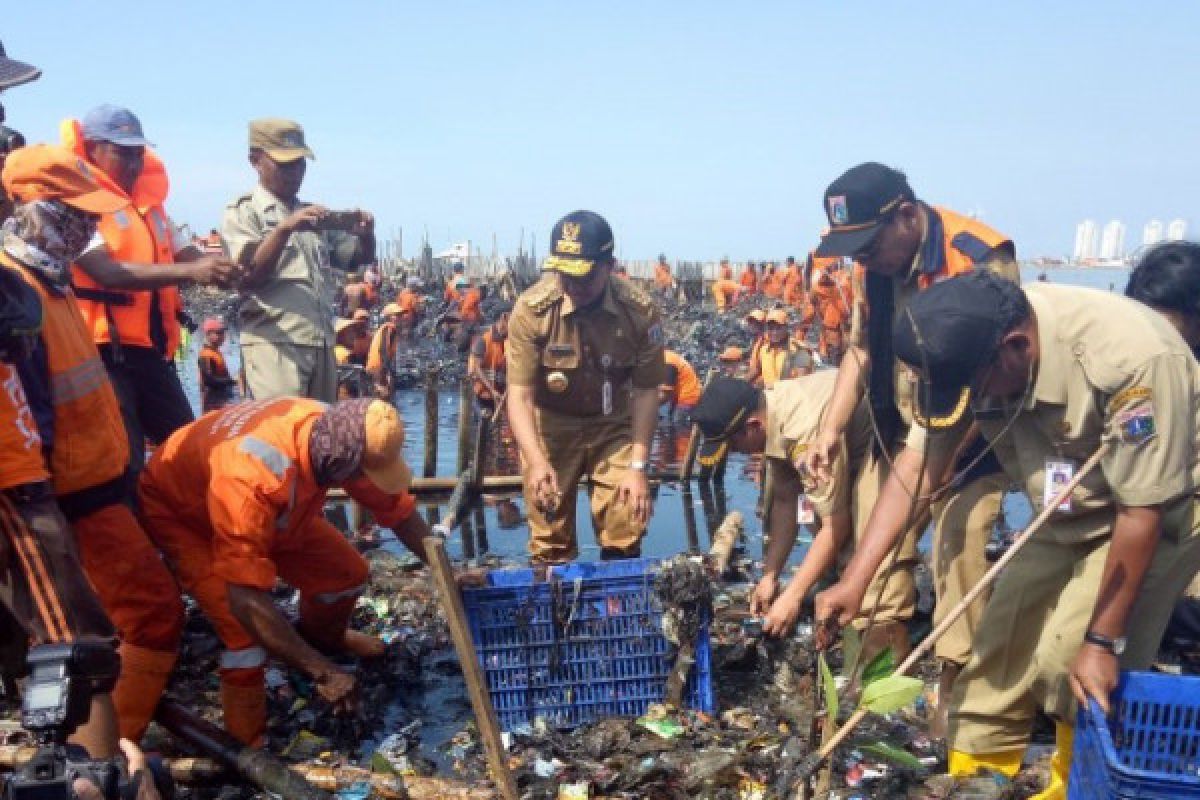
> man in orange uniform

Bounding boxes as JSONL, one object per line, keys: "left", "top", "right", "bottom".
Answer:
{"left": 394, "top": 280, "right": 422, "bottom": 336}
{"left": 366, "top": 302, "right": 402, "bottom": 398}
{"left": 2, "top": 145, "right": 185, "bottom": 743}
{"left": 653, "top": 254, "right": 675, "bottom": 297}
{"left": 139, "top": 397, "right": 431, "bottom": 746}
{"left": 808, "top": 254, "right": 850, "bottom": 365}
{"left": 806, "top": 163, "right": 1017, "bottom": 736}
{"left": 468, "top": 309, "right": 509, "bottom": 410}
{"left": 711, "top": 275, "right": 741, "bottom": 310}
{"left": 717, "top": 258, "right": 733, "bottom": 281}
{"left": 444, "top": 264, "right": 467, "bottom": 304}
{"left": 747, "top": 309, "right": 813, "bottom": 388}
{"left": 738, "top": 261, "right": 758, "bottom": 294}
{"left": 64, "top": 105, "right": 239, "bottom": 472}
{"left": 760, "top": 262, "right": 783, "bottom": 299}
{"left": 659, "top": 349, "right": 701, "bottom": 419}
{"left": 197, "top": 318, "right": 237, "bottom": 413}
{"left": 782, "top": 255, "right": 805, "bottom": 308}
{"left": 349, "top": 308, "right": 371, "bottom": 365}
{"left": 458, "top": 284, "right": 484, "bottom": 327}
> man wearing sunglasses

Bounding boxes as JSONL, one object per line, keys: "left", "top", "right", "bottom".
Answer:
{"left": 804, "top": 162, "right": 1019, "bottom": 737}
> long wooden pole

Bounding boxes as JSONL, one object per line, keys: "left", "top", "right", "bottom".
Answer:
{"left": 425, "top": 538, "right": 518, "bottom": 800}
{"left": 793, "top": 443, "right": 1110, "bottom": 788}
{"left": 422, "top": 367, "right": 439, "bottom": 478}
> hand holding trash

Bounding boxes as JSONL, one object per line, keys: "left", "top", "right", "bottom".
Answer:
{"left": 762, "top": 585, "right": 807, "bottom": 638}
{"left": 749, "top": 574, "right": 779, "bottom": 617}
{"left": 314, "top": 666, "right": 358, "bottom": 714}
{"left": 527, "top": 459, "right": 561, "bottom": 517}
{"left": 814, "top": 577, "right": 867, "bottom": 650}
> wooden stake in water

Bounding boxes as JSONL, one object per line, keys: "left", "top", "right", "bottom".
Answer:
{"left": 425, "top": 538, "right": 518, "bottom": 800}
{"left": 423, "top": 367, "right": 438, "bottom": 478}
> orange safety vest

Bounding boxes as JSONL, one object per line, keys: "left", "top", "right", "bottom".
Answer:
{"left": 0, "top": 362, "right": 50, "bottom": 490}
{"left": 757, "top": 342, "right": 810, "bottom": 388}
{"left": 395, "top": 288, "right": 420, "bottom": 315}
{"left": 459, "top": 288, "right": 482, "bottom": 323}
{"left": 62, "top": 120, "right": 183, "bottom": 358}
{"left": 712, "top": 278, "right": 740, "bottom": 310}
{"left": 3, "top": 253, "right": 128, "bottom": 497}
{"left": 663, "top": 350, "right": 701, "bottom": 407}
{"left": 365, "top": 322, "right": 397, "bottom": 380}
{"left": 915, "top": 206, "right": 1013, "bottom": 289}
{"left": 761, "top": 269, "right": 783, "bottom": 299}
{"left": 444, "top": 283, "right": 462, "bottom": 303}
{"left": 783, "top": 265, "right": 805, "bottom": 307}
{"left": 654, "top": 263, "right": 674, "bottom": 289}
{"left": 472, "top": 330, "right": 506, "bottom": 400}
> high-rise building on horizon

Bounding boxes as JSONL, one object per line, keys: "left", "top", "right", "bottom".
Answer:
{"left": 1073, "top": 219, "right": 1098, "bottom": 261}
{"left": 1100, "top": 219, "right": 1126, "bottom": 260}
{"left": 1167, "top": 219, "right": 1188, "bottom": 241}
{"left": 1143, "top": 219, "right": 1164, "bottom": 248}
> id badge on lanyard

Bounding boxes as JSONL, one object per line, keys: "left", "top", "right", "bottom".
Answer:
{"left": 797, "top": 494, "right": 815, "bottom": 526}
{"left": 1043, "top": 458, "right": 1075, "bottom": 512}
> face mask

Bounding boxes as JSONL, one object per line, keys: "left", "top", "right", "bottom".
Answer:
{"left": 2, "top": 200, "right": 96, "bottom": 293}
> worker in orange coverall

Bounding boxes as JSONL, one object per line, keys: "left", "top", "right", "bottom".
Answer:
{"left": 138, "top": 397, "right": 432, "bottom": 745}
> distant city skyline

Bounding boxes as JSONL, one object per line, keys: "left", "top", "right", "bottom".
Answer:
{"left": 1073, "top": 216, "right": 1190, "bottom": 260}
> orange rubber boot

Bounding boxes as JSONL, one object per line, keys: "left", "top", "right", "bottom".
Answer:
{"left": 112, "top": 644, "right": 176, "bottom": 743}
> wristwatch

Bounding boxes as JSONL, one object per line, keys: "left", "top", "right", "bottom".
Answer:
{"left": 1084, "top": 631, "right": 1127, "bottom": 656}
{"left": 629, "top": 460, "right": 648, "bottom": 472}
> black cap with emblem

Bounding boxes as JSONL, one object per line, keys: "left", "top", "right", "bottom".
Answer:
{"left": 544, "top": 210, "right": 615, "bottom": 277}
{"left": 692, "top": 376, "right": 762, "bottom": 466}
{"left": 815, "top": 162, "right": 915, "bottom": 258}
{"left": 892, "top": 270, "right": 1026, "bottom": 429}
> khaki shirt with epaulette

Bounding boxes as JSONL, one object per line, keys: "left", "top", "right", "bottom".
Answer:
{"left": 929, "top": 284, "right": 1200, "bottom": 545}
{"left": 763, "top": 371, "right": 873, "bottom": 518}
{"left": 506, "top": 273, "right": 665, "bottom": 417}
{"left": 221, "top": 185, "right": 360, "bottom": 346}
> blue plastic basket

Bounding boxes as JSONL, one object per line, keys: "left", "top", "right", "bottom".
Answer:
{"left": 460, "top": 558, "right": 715, "bottom": 731}
{"left": 1069, "top": 671, "right": 1200, "bottom": 799}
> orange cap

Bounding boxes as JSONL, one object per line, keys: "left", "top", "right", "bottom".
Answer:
{"left": 766, "top": 309, "right": 789, "bottom": 325}
{"left": 1, "top": 144, "right": 125, "bottom": 214}
{"left": 362, "top": 400, "right": 412, "bottom": 494}
{"left": 352, "top": 308, "right": 370, "bottom": 321}
{"left": 719, "top": 346, "right": 744, "bottom": 362}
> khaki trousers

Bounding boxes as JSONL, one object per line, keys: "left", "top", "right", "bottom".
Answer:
{"left": 847, "top": 452, "right": 922, "bottom": 628}
{"left": 524, "top": 409, "right": 643, "bottom": 563}
{"left": 949, "top": 497, "right": 1200, "bottom": 754}
{"left": 931, "top": 472, "right": 1008, "bottom": 665}
{"left": 241, "top": 341, "right": 337, "bottom": 403}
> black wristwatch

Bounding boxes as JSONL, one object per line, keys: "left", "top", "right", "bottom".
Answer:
{"left": 1084, "top": 631, "right": 1126, "bottom": 656}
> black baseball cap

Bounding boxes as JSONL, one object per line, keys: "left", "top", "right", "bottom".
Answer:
{"left": 892, "top": 271, "right": 1023, "bottom": 429}
{"left": 544, "top": 210, "right": 615, "bottom": 277}
{"left": 815, "top": 162, "right": 915, "bottom": 258}
{"left": 693, "top": 377, "right": 761, "bottom": 467}
{"left": 0, "top": 41, "right": 41, "bottom": 91}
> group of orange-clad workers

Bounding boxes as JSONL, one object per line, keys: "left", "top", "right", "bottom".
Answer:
{"left": 0, "top": 42, "right": 446, "bottom": 777}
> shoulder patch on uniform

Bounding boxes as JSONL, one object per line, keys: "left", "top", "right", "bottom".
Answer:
{"left": 950, "top": 231, "right": 993, "bottom": 264}
{"left": 613, "top": 277, "right": 653, "bottom": 311}
{"left": 523, "top": 276, "right": 562, "bottom": 313}
{"left": 1115, "top": 400, "right": 1156, "bottom": 444}
{"left": 1107, "top": 386, "right": 1152, "bottom": 415}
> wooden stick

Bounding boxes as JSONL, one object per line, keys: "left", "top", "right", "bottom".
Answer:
{"left": 456, "top": 378, "right": 473, "bottom": 477}
{"left": 423, "top": 367, "right": 439, "bottom": 478}
{"left": 425, "top": 537, "right": 518, "bottom": 800}
{"left": 794, "top": 443, "right": 1110, "bottom": 787}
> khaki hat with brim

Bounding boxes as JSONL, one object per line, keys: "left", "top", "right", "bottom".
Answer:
{"left": 362, "top": 400, "right": 412, "bottom": 494}
{"left": 382, "top": 302, "right": 402, "bottom": 316}
{"left": 334, "top": 318, "right": 356, "bottom": 334}
{"left": 1, "top": 144, "right": 126, "bottom": 214}
{"left": 248, "top": 117, "right": 315, "bottom": 162}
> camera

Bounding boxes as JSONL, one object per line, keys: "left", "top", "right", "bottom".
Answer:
{"left": 2, "top": 641, "right": 129, "bottom": 800}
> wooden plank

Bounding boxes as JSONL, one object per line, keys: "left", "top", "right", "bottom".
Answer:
{"left": 425, "top": 538, "right": 518, "bottom": 800}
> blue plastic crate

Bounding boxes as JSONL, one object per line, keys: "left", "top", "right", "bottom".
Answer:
{"left": 1069, "top": 671, "right": 1200, "bottom": 799}
{"left": 460, "top": 558, "right": 715, "bottom": 731}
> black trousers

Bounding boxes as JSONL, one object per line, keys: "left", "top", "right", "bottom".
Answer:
{"left": 99, "top": 345, "right": 194, "bottom": 474}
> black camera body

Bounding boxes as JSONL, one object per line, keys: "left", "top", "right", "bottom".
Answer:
{"left": 2, "top": 642, "right": 126, "bottom": 800}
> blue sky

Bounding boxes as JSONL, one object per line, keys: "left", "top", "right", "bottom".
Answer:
{"left": 4, "top": 1, "right": 1196, "bottom": 260}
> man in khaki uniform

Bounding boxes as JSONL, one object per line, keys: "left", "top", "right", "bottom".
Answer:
{"left": 805, "top": 162, "right": 1016, "bottom": 734}
{"left": 816, "top": 271, "right": 1200, "bottom": 799}
{"left": 692, "top": 374, "right": 917, "bottom": 656}
{"left": 221, "top": 118, "right": 376, "bottom": 402}
{"left": 506, "top": 211, "right": 664, "bottom": 563}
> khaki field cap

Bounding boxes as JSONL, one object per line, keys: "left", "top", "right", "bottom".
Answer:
{"left": 248, "top": 118, "right": 315, "bottom": 162}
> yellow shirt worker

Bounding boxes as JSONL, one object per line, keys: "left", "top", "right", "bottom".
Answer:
{"left": 816, "top": 271, "right": 1200, "bottom": 799}
{"left": 505, "top": 211, "right": 665, "bottom": 563}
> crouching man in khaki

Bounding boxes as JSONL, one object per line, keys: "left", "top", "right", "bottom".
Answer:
{"left": 815, "top": 270, "right": 1200, "bottom": 799}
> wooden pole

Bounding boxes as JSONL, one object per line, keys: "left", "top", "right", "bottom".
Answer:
{"left": 456, "top": 378, "right": 473, "bottom": 477}
{"left": 793, "top": 443, "right": 1110, "bottom": 788}
{"left": 423, "top": 367, "right": 439, "bottom": 478}
{"left": 425, "top": 538, "right": 518, "bottom": 800}
{"left": 680, "top": 486, "right": 700, "bottom": 553}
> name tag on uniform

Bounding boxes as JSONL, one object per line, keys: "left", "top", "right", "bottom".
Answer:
{"left": 797, "top": 494, "right": 815, "bottom": 526}
{"left": 1043, "top": 459, "right": 1075, "bottom": 512}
